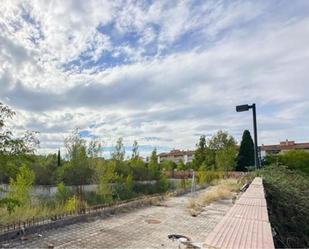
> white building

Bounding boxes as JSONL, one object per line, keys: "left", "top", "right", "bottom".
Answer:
{"left": 158, "top": 149, "right": 194, "bottom": 164}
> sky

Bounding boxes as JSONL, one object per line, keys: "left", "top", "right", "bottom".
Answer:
{"left": 1, "top": 0, "right": 309, "bottom": 158}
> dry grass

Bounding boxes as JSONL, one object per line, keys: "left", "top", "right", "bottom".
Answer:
{"left": 0, "top": 205, "right": 68, "bottom": 225}
{"left": 187, "top": 178, "right": 241, "bottom": 215}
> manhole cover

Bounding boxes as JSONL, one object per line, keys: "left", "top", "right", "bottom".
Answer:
{"left": 145, "top": 219, "right": 161, "bottom": 224}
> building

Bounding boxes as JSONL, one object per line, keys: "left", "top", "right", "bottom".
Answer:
{"left": 260, "top": 139, "right": 309, "bottom": 157}
{"left": 158, "top": 149, "right": 194, "bottom": 164}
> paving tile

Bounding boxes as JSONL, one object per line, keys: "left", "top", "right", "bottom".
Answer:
{"left": 7, "top": 189, "right": 233, "bottom": 249}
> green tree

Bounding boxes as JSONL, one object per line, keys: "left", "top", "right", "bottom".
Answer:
{"left": 161, "top": 160, "right": 176, "bottom": 171}
{"left": 192, "top": 135, "right": 207, "bottom": 170}
{"left": 8, "top": 165, "right": 35, "bottom": 206}
{"left": 208, "top": 130, "right": 237, "bottom": 150}
{"left": 148, "top": 148, "right": 159, "bottom": 179}
{"left": 130, "top": 158, "right": 149, "bottom": 180}
{"left": 55, "top": 182, "right": 72, "bottom": 204}
{"left": 97, "top": 160, "right": 116, "bottom": 203}
{"left": 59, "top": 130, "right": 94, "bottom": 186}
{"left": 216, "top": 146, "right": 237, "bottom": 171}
{"left": 0, "top": 102, "right": 39, "bottom": 182}
{"left": 112, "top": 138, "right": 125, "bottom": 161}
{"left": 57, "top": 149, "right": 61, "bottom": 167}
{"left": 236, "top": 130, "right": 254, "bottom": 171}
{"left": 131, "top": 140, "right": 139, "bottom": 159}
{"left": 177, "top": 160, "right": 186, "bottom": 170}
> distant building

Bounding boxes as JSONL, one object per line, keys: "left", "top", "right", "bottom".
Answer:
{"left": 158, "top": 149, "right": 194, "bottom": 164}
{"left": 260, "top": 139, "right": 309, "bottom": 157}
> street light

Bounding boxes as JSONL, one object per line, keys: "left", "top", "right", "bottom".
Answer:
{"left": 236, "top": 103, "right": 259, "bottom": 169}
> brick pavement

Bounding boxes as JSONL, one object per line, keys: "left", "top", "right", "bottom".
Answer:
{"left": 7, "top": 190, "right": 233, "bottom": 249}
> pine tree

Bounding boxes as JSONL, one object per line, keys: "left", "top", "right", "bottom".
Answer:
{"left": 236, "top": 130, "right": 254, "bottom": 171}
{"left": 57, "top": 149, "right": 61, "bottom": 167}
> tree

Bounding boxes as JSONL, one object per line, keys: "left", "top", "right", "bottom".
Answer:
{"left": 208, "top": 130, "right": 237, "bottom": 150}
{"left": 57, "top": 149, "right": 61, "bottom": 167}
{"left": 236, "top": 130, "right": 254, "bottom": 171}
{"left": 0, "top": 102, "right": 39, "bottom": 182}
{"left": 59, "top": 130, "right": 94, "bottom": 186}
{"left": 96, "top": 160, "right": 116, "bottom": 203}
{"left": 148, "top": 148, "right": 159, "bottom": 179}
{"left": 160, "top": 160, "right": 176, "bottom": 171}
{"left": 131, "top": 140, "right": 139, "bottom": 159}
{"left": 192, "top": 135, "right": 207, "bottom": 170}
{"left": 177, "top": 160, "right": 186, "bottom": 170}
{"left": 216, "top": 146, "right": 237, "bottom": 171}
{"left": 8, "top": 165, "right": 35, "bottom": 206}
{"left": 112, "top": 138, "right": 125, "bottom": 161}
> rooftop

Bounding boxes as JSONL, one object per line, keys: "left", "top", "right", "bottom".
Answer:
{"left": 261, "top": 139, "right": 309, "bottom": 151}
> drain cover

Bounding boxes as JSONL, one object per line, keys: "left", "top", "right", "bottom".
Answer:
{"left": 145, "top": 219, "right": 161, "bottom": 224}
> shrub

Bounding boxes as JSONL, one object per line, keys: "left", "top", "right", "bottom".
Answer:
{"left": 55, "top": 182, "right": 72, "bottom": 204}
{"left": 279, "top": 150, "right": 309, "bottom": 174}
{"left": 64, "top": 196, "right": 77, "bottom": 212}
{"left": 260, "top": 165, "right": 309, "bottom": 248}
{"left": 8, "top": 165, "right": 35, "bottom": 206}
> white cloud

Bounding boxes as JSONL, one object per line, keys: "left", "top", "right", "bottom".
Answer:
{"left": 1, "top": 0, "right": 309, "bottom": 156}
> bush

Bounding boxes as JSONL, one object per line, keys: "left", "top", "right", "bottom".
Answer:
{"left": 64, "top": 196, "right": 77, "bottom": 212}
{"left": 8, "top": 165, "right": 35, "bottom": 206}
{"left": 279, "top": 150, "right": 309, "bottom": 174}
{"left": 55, "top": 182, "right": 73, "bottom": 204}
{"left": 260, "top": 165, "right": 309, "bottom": 248}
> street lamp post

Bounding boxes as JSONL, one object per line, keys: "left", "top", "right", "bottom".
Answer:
{"left": 236, "top": 103, "right": 259, "bottom": 169}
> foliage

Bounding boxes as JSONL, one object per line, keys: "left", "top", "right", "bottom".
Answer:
{"left": 148, "top": 148, "right": 160, "bottom": 179}
{"left": 97, "top": 160, "right": 116, "bottom": 203}
{"left": 130, "top": 158, "right": 151, "bottom": 180}
{"left": 208, "top": 130, "right": 237, "bottom": 150}
{"left": 28, "top": 154, "right": 58, "bottom": 185}
{"left": 58, "top": 130, "right": 94, "bottom": 186}
{"left": 131, "top": 140, "right": 139, "bottom": 159}
{"left": 259, "top": 165, "right": 309, "bottom": 248}
{"left": 160, "top": 160, "right": 176, "bottom": 171}
{"left": 197, "top": 167, "right": 207, "bottom": 184}
{"left": 279, "top": 150, "right": 309, "bottom": 174}
{"left": 63, "top": 196, "right": 77, "bottom": 212}
{"left": 112, "top": 137, "right": 125, "bottom": 161}
{"left": 193, "top": 131, "right": 237, "bottom": 171}
{"left": 155, "top": 174, "right": 169, "bottom": 193}
{"left": 0, "top": 197, "right": 21, "bottom": 215}
{"left": 215, "top": 146, "right": 237, "bottom": 171}
{"left": 236, "top": 130, "right": 254, "bottom": 171}
{"left": 55, "top": 182, "right": 72, "bottom": 204}
{"left": 114, "top": 174, "right": 135, "bottom": 200}
{"left": 8, "top": 165, "right": 35, "bottom": 206}
{"left": 1, "top": 102, "right": 39, "bottom": 183}
{"left": 177, "top": 160, "right": 186, "bottom": 170}
{"left": 192, "top": 135, "right": 207, "bottom": 170}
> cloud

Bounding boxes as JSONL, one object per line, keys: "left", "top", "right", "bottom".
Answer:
{"left": 1, "top": 0, "right": 309, "bottom": 156}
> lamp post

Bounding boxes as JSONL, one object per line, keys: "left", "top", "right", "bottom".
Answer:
{"left": 236, "top": 103, "right": 259, "bottom": 169}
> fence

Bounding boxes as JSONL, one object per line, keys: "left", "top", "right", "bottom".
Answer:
{"left": 0, "top": 184, "right": 207, "bottom": 242}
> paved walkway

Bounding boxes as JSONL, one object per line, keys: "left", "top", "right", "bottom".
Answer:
{"left": 9, "top": 190, "right": 233, "bottom": 248}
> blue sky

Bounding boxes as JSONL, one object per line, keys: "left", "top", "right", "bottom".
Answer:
{"left": 1, "top": 0, "right": 309, "bottom": 157}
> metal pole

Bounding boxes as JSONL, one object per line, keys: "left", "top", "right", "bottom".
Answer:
{"left": 252, "top": 104, "right": 259, "bottom": 169}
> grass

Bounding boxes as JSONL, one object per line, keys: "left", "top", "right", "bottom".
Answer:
{"left": 187, "top": 178, "right": 241, "bottom": 215}
{"left": 0, "top": 205, "right": 67, "bottom": 224}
